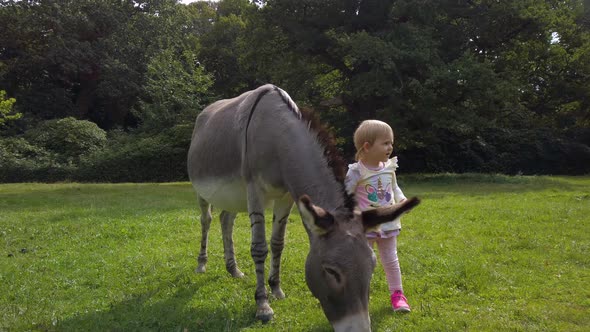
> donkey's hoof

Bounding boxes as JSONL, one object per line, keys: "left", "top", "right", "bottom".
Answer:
{"left": 271, "top": 287, "right": 285, "bottom": 300}
{"left": 255, "top": 304, "right": 274, "bottom": 323}
{"left": 229, "top": 268, "right": 245, "bottom": 278}
{"left": 195, "top": 264, "right": 206, "bottom": 273}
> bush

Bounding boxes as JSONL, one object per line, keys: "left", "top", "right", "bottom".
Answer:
{"left": 498, "top": 130, "right": 590, "bottom": 175}
{"left": 0, "top": 122, "right": 195, "bottom": 183}
{"left": 77, "top": 124, "right": 193, "bottom": 182}
{"left": 25, "top": 117, "right": 107, "bottom": 164}
{"left": 400, "top": 127, "right": 590, "bottom": 175}
{"left": 0, "top": 137, "right": 74, "bottom": 182}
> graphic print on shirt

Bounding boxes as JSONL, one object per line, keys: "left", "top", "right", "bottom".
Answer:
{"left": 365, "top": 176, "right": 392, "bottom": 208}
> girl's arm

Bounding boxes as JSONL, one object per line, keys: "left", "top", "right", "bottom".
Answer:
{"left": 393, "top": 184, "right": 407, "bottom": 203}
{"left": 345, "top": 166, "right": 361, "bottom": 195}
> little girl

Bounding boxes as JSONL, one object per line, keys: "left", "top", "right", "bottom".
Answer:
{"left": 345, "top": 119, "right": 411, "bottom": 312}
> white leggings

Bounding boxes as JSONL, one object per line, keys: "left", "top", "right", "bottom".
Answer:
{"left": 369, "top": 235, "right": 403, "bottom": 295}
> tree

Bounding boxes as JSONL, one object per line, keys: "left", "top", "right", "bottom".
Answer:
{"left": 0, "top": 0, "right": 189, "bottom": 129}
{"left": 251, "top": 0, "right": 590, "bottom": 173}
{"left": 137, "top": 48, "right": 213, "bottom": 131}
{"left": 197, "top": 6, "right": 251, "bottom": 95}
{"left": 0, "top": 90, "right": 20, "bottom": 128}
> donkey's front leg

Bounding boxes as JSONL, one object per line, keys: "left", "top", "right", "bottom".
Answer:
{"left": 268, "top": 194, "right": 293, "bottom": 299}
{"left": 196, "top": 196, "right": 212, "bottom": 273}
{"left": 247, "top": 185, "right": 273, "bottom": 322}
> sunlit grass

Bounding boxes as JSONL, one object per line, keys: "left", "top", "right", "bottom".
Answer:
{"left": 1, "top": 175, "right": 588, "bottom": 331}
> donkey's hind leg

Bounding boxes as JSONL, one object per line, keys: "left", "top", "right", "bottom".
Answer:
{"left": 220, "top": 210, "right": 244, "bottom": 278}
{"left": 196, "top": 196, "right": 212, "bottom": 273}
{"left": 268, "top": 194, "right": 294, "bottom": 300}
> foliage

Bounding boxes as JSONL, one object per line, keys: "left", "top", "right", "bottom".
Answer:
{"left": 0, "top": 0, "right": 589, "bottom": 178}
{"left": 1, "top": 177, "right": 589, "bottom": 330}
{"left": 0, "top": 0, "right": 206, "bottom": 129}
{"left": 1, "top": 0, "right": 142, "bottom": 127}
{"left": 0, "top": 137, "right": 74, "bottom": 183}
{"left": 198, "top": 11, "right": 251, "bottom": 95}
{"left": 0, "top": 117, "right": 106, "bottom": 182}
{"left": 0, "top": 120, "right": 192, "bottom": 183}
{"left": 25, "top": 117, "right": 106, "bottom": 164}
{"left": 137, "top": 49, "right": 213, "bottom": 131}
{"left": 399, "top": 126, "right": 590, "bottom": 175}
{"left": 254, "top": 0, "right": 590, "bottom": 166}
{"left": 77, "top": 124, "right": 193, "bottom": 182}
{"left": 0, "top": 90, "right": 20, "bottom": 127}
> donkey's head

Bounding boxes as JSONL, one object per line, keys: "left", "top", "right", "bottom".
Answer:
{"left": 297, "top": 195, "right": 420, "bottom": 332}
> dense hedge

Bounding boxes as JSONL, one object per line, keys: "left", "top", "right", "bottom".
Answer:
{"left": 0, "top": 120, "right": 193, "bottom": 183}
{"left": 76, "top": 125, "right": 192, "bottom": 182}
{"left": 1, "top": 119, "right": 588, "bottom": 183}
{"left": 400, "top": 128, "right": 590, "bottom": 175}
{"left": 0, "top": 137, "right": 75, "bottom": 182}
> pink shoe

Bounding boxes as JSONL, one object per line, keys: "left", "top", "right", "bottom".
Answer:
{"left": 391, "top": 290, "right": 411, "bottom": 312}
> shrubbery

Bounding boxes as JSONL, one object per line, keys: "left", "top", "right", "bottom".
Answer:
{"left": 1, "top": 115, "right": 588, "bottom": 183}
{"left": 77, "top": 125, "right": 193, "bottom": 182}
{"left": 24, "top": 117, "right": 107, "bottom": 164}
{"left": 0, "top": 137, "right": 75, "bottom": 182}
{"left": 400, "top": 127, "right": 590, "bottom": 175}
{"left": 0, "top": 119, "right": 193, "bottom": 183}
{"left": 0, "top": 118, "right": 104, "bottom": 182}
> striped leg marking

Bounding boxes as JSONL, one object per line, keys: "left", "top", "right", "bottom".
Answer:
{"left": 268, "top": 196, "right": 293, "bottom": 299}
{"left": 220, "top": 210, "right": 244, "bottom": 278}
{"left": 249, "top": 210, "right": 273, "bottom": 322}
{"left": 196, "top": 197, "right": 212, "bottom": 273}
{"left": 268, "top": 213, "right": 288, "bottom": 299}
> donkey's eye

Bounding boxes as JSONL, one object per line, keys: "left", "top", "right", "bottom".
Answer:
{"left": 324, "top": 267, "right": 342, "bottom": 284}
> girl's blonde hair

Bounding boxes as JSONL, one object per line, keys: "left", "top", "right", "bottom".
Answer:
{"left": 353, "top": 120, "right": 393, "bottom": 161}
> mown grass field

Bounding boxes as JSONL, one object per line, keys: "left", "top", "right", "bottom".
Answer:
{"left": 1, "top": 175, "right": 589, "bottom": 331}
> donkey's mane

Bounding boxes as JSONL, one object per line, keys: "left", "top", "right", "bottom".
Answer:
{"left": 274, "top": 86, "right": 355, "bottom": 213}
{"left": 298, "top": 107, "right": 346, "bottom": 182}
{"left": 300, "top": 107, "right": 357, "bottom": 213}
{"left": 272, "top": 86, "right": 345, "bottom": 183}
{"left": 274, "top": 86, "right": 301, "bottom": 120}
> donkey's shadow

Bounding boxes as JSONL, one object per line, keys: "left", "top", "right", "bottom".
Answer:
{"left": 53, "top": 277, "right": 257, "bottom": 332}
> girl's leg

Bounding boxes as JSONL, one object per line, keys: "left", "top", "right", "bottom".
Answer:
{"left": 376, "top": 236, "right": 410, "bottom": 312}
{"left": 375, "top": 236, "right": 402, "bottom": 294}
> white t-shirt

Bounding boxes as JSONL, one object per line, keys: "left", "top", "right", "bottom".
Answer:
{"left": 345, "top": 157, "right": 406, "bottom": 232}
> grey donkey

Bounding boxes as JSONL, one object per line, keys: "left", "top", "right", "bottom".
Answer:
{"left": 187, "top": 84, "right": 420, "bottom": 331}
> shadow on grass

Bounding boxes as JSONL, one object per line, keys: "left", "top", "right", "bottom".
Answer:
{"left": 369, "top": 304, "right": 412, "bottom": 331}
{"left": 51, "top": 281, "right": 257, "bottom": 332}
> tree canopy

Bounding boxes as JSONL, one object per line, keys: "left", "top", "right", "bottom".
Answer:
{"left": 1, "top": 0, "right": 589, "bottom": 181}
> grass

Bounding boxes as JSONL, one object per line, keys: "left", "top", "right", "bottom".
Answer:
{"left": 1, "top": 175, "right": 589, "bottom": 331}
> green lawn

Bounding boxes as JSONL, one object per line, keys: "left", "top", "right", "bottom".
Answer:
{"left": 1, "top": 175, "right": 589, "bottom": 331}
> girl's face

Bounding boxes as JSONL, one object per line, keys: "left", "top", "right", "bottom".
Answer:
{"left": 362, "top": 132, "right": 394, "bottom": 166}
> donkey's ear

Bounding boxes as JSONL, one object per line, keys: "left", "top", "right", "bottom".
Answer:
{"left": 298, "top": 195, "right": 335, "bottom": 236}
{"left": 362, "top": 197, "right": 420, "bottom": 230}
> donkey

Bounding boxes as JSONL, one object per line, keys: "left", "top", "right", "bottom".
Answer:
{"left": 187, "top": 84, "right": 419, "bottom": 331}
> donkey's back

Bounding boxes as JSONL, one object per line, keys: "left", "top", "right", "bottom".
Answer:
{"left": 187, "top": 88, "right": 248, "bottom": 211}
{"left": 187, "top": 84, "right": 298, "bottom": 212}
